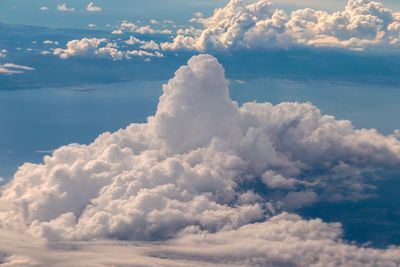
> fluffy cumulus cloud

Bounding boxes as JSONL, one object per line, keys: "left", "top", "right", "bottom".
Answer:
{"left": 57, "top": 3, "right": 74, "bottom": 12}
{"left": 162, "top": 0, "right": 400, "bottom": 51}
{"left": 86, "top": 2, "right": 102, "bottom": 12}
{"left": 112, "top": 21, "right": 173, "bottom": 35}
{"left": 1, "top": 55, "right": 400, "bottom": 265}
{"left": 54, "top": 38, "right": 108, "bottom": 59}
{"left": 54, "top": 37, "right": 163, "bottom": 60}
{"left": 0, "top": 63, "right": 34, "bottom": 75}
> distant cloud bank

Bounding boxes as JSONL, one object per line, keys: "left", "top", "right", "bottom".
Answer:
{"left": 162, "top": 0, "right": 400, "bottom": 51}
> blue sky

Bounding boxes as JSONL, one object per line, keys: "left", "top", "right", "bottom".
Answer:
{"left": 1, "top": 0, "right": 399, "bottom": 29}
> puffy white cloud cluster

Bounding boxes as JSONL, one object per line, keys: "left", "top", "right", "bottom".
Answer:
{"left": 53, "top": 38, "right": 163, "bottom": 60}
{"left": 0, "top": 63, "right": 34, "bottom": 75}
{"left": 162, "top": 0, "right": 400, "bottom": 51}
{"left": 0, "top": 49, "right": 7, "bottom": 58}
{"left": 1, "top": 54, "right": 400, "bottom": 245}
{"left": 124, "top": 37, "right": 161, "bottom": 50}
{"left": 112, "top": 21, "right": 173, "bottom": 35}
{"left": 57, "top": 3, "right": 74, "bottom": 12}
{"left": 53, "top": 38, "right": 106, "bottom": 59}
{"left": 86, "top": 2, "right": 102, "bottom": 12}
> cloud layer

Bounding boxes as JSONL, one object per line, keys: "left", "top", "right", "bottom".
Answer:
{"left": 0, "top": 63, "right": 34, "bottom": 75}
{"left": 162, "top": 0, "right": 400, "bottom": 51}
{"left": 1, "top": 213, "right": 400, "bottom": 266}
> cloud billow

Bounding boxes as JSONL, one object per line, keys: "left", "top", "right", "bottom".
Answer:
{"left": 1, "top": 54, "right": 400, "bottom": 265}
{"left": 162, "top": 0, "right": 400, "bottom": 51}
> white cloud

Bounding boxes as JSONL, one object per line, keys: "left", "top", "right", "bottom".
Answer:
{"left": 0, "top": 49, "right": 7, "bottom": 58}
{"left": 54, "top": 38, "right": 163, "bottom": 60}
{"left": 126, "top": 50, "right": 164, "bottom": 58}
{"left": 164, "top": 19, "right": 175, "bottom": 24}
{"left": 0, "top": 213, "right": 399, "bottom": 266}
{"left": 0, "top": 63, "right": 34, "bottom": 75}
{"left": 57, "top": 3, "right": 75, "bottom": 12}
{"left": 40, "top": 51, "right": 51, "bottom": 56}
{"left": 1, "top": 55, "right": 400, "bottom": 247}
{"left": 40, "top": 6, "right": 49, "bottom": 11}
{"left": 43, "top": 40, "right": 59, "bottom": 45}
{"left": 54, "top": 38, "right": 106, "bottom": 59}
{"left": 113, "top": 21, "right": 173, "bottom": 35}
{"left": 162, "top": 0, "right": 400, "bottom": 51}
{"left": 86, "top": 2, "right": 102, "bottom": 12}
{"left": 53, "top": 38, "right": 124, "bottom": 60}
{"left": 88, "top": 24, "right": 96, "bottom": 28}
{"left": 140, "top": 40, "right": 161, "bottom": 50}
{"left": 111, "top": 29, "right": 124, "bottom": 35}
{"left": 125, "top": 36, "right": 144, "bottom": 45}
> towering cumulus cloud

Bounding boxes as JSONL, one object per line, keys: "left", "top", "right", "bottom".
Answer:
{"left": 162, "top": 0, "right": 400, "bottom": 51}
{"left": 1, "top": 55, "right": 400, "bottom": 265}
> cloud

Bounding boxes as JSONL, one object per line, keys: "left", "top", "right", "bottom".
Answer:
{"left": 86, "top": 2, "right": 102, "bottom": 12}
{"left": 0, "top": 49, "right": 7, "bottom": 58}
{"left": 40, "top": 6, "right": 49, "bottom": 11}
{"left": 0, "top": 63, "right": 34, "bottom": 75}
{"left": 53, "top": 38, "right": 123, "bottom": 60}
{"left": 162, "top": 0, "right": 400, "bottom": 51}
{"left": 0, "top": 213, "right": 399, "bottom": 266}
{"left": 125, "top": 36, "right": 144, "bottom": 45}
{"left": 57, "top": 3, "right": 75, "bottom": 12}
{"left": 40, "top": 51, "right": 51, "bottom": 56}
{"left": 54, "top": 38, "right": 163, "bottom": 60}
{"left": 43, "top": 40, "right": 59, "bottom": 45}
{"left": 140, "top": 40, "right": 161, "bottom": 50}
{"left": 1, "top": 54, "right": 400, "bottom": 248}
{"left": 126, "top": 50, "right": 163, "bottom": 58}
{"left": 113, "top": 21, "right": 173, "bottom": 35}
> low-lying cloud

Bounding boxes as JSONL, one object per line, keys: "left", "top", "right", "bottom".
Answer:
{"left": 0, "top": 213, "right": 400, "bottom": 266}
{"left": 162, "top": 0, "right": 400, "bottom": 51}
{"left": 0, "top": 63, "right": 34, "bottom": 75}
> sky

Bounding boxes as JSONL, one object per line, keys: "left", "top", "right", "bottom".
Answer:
{"left": 0, "top": 0, "right": 399, "bottom": 29}
{"left": 1, "top": 0, "right": 400, "bottom": 266}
